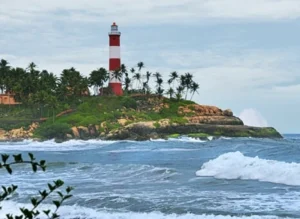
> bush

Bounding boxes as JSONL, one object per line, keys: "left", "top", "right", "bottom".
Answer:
{"left": 35, "top": 123, "right": 71, "bottom": 140}
{"left": 121, "top": 97, "right": 137, "bottom": 109}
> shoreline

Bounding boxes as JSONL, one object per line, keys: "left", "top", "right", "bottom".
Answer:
{"left": 0, "top": 124, "right": 283, "bottom": 143}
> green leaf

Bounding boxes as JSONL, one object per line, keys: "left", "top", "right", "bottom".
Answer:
{"left": 2, "top": 186, "right": 7, "bottom": 193}
{"left": 56, "top": 191, "right": 63, "bottom": 198}
{"left": 13, "top": 154, "right": 23, "bottom": 163}
{"left": 48, "top": 183, "right": 54, "bottom": 191}
{"left": 1, "top": 154, "right": 9, "bottom": 163}
{"left": 12, "top": 185, "right": 18, "bottom": 191}
{"left": 54, "top": 180, "right": 64, "bottom": 187}
{"left": 53, "top": 200, "right": 60, "bottom": 208}
{"left": 5, "top": 165, "right": 12, "bottom": 174}
{"left": 66, "top": 186, "right": 74, "bottom": 193}
{"left": 39, "top": 190, "right": 48, "bottom": 198}
{"left": 6, "top": 214, "right": 14, "bottom": 219}
{"left": 63, "top": 194, "right": 73, "bottom": 200}
{"left": 28, "top": 153, "right": 35, "bottom": 161}
{"left": 31, "top": 197, "right": 37, "bottom": 207}
{"left": 43, "top": 210, "right": 50, "bottom": 216}
{"left": 31, "top": 163, "right": 37, "bottom": 172}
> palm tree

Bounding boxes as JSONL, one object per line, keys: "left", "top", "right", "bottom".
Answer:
{"left": 153, "top": 72, "right": 162, "bottom": 80}
{"left": 89, "top": 67, "right": 109, "bottom": 95}
{"left": 184, "top": 73, "right": 193, "bottom": 99}
{"left": 156, "top": 77, "right": 163, "bottom": 88}
{"left": 111, "top": 68, "right": 123, "bottom": 81}
{"left": 39, "top": 70, "right": 57, "bottom": 94}
{"left": 156, "top": 87, "right": 164, "bottom": 98}
{"left": 124, "top": 77, "right": 131, "bottom": 92}
{"left": 167, "top": 71, "right": 178, "bottom": 87}
{"left": 27, "top": 62, "right": 37, "bottom": 73}
{"left": 137, "top": 62, "right": 144, "bottom": 72}
{"left": 142, "top": 82, "right": 151, "bottom": 94}
{"left": 133, "top": 72, "right": 141, "bottom": 90}
{"left": 120, "top": 64, "right": 127, "bottom": 75}
{"left": 166, "top": 87, "right": 175, "bottom": 99}
{"left": 176, "top": 85, "right": 184, "bottom": 101}
{"left": 190, "top": 82, "right": 199, "bottom": 100}
{"left": 130, "top": 68, "right": 135, "bottom": 74}
{"left": 146, "top": 71, "right": 151, "bottom": 83}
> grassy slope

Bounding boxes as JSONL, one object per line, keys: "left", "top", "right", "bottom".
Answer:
{"left": 32, "top": 95, "right": 194, "bottom": 139}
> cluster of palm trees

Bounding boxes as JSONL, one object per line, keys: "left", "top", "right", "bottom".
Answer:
{"left": 0, "top": 59, "right": 200, "bottom": 108}
{"left": 110, "top": 62, "right": 200, "bottom": 100}
{"left": 0, "top": 60, "right": 90, "bottom": 107}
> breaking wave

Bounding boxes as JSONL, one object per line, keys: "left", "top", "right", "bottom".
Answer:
{"left": 196, "top": 151, "right": 300, "bottom": 186}
{"left": 0, "top": 201, "right": 290, "bottom": 219}
{"left": 0, "top": 139, "right": 117, "bottom": 151}
{"left": 239, "top": 108, "right": 268, "bottom": 127}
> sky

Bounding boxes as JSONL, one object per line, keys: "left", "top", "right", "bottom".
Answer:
{"left": 0, "top": 0, "right": 300, "bottom": 133}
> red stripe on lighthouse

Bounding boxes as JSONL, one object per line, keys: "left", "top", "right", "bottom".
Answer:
{"left": 109, "top": 59, "right": 121, "bottom": 71}
{"left": 108, "top": 22, "right": 123, "bottom": 96}
{"left": 109, "top": 36, "right": 120, "bottom": 46}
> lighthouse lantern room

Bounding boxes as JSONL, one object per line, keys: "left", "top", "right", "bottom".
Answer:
{"left": 108, "top": 22, "right": 123, "bottom": 96}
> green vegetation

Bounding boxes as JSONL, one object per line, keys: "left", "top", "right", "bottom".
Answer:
{"left": 0, "top": 153, "right": 73, "bottom": 218}
{"left": 167, "top": 134, "right": 180, "bottom": 138}
{"left": 0, "top": 59, "right": 200, "bottom": 139}
{"left": 34, "top": 123, "right": 71, "bottom": 140}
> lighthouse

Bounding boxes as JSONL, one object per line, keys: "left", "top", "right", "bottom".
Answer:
{"left": 108, "top": 22, "right": 123, "bottom": 96}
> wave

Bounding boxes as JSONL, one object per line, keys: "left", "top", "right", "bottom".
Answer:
{"left": 0, "top": 201, "right": 290, "bottom": 219}
{"left": 151, "top": 137, "right": 207, "bottom": 143}
{"left": 196, "top": 151, "right": 300, "bottom": 186}
{"left": 0, "top": 139, "right": 117, "bottom": 151}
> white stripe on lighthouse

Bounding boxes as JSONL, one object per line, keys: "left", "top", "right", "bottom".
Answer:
{"left": 109, "top": 46, "right": 121, "bottom": 59}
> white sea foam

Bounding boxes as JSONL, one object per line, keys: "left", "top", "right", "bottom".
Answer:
{"left": 0, "top": 139, "right": 117, "bottom": 151}
{"left": 0, "top": 201, "right": 290, "bottom": 219}
{"left": 196, "top": 151, "right": 300, "bottom": 186}
{"left": 239, "top": 108, "right": 268, "bottom": 127}
{"left": 150, "top": 137, "right": 206, "bottom": 143}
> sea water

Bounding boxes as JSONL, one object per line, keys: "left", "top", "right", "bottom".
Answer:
{"left": 0, "top": 135, "right": 300, "bottom": 218}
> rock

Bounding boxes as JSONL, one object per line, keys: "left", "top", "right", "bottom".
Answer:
{"left": 71, "top": 127, "right": 80, "bottom": 138}
{"left": 101, "top": 122, "right": 107, "bottom": 129}
{"left": 118, "top": 119, "right": 127, "bottom": 126}
{"left": 223, "top": 109, "right": 233, "bottom": 116}
{"left": 95, "top": 125, "right": 100, "bottom": 131}
{"left": 186, "top": 116, "right": 243, "bottom": 125}
{"left": 105, "top": 122, "right": 282, "bottom": 140}
{"left": 0, "top": 129, "right": 7, "bottom": 140}
{"left": 66, "top": 134, "right": 73, "bottom": 139}
{"left": 159, "top": 119, "right": 170, "bottom": 127}
{"left": 77, "top": 126, "right": 89, "bottom": 139}
{"left": 88, "top": 124, "right": 98, "bottom": 137}
{"left": 127, "top": 121, "right": 155, "bottom": 129}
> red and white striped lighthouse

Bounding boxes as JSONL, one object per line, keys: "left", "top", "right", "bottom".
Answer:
{"left": 108, "top": 22, "right": 123, "bottom": 96}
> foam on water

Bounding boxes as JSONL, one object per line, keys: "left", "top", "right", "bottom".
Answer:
{"left": 196, "top": 151, "right": 300, "bottom": 186}
{"left": 0, "top": 201, "right": 291, "bottom": 219}
{"left": 0, "top": 139, "right": 117, "bottom": 151}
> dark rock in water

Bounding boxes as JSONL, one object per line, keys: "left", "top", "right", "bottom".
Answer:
{"left": 105, "top": 123, "right": 282, "bottom": 140}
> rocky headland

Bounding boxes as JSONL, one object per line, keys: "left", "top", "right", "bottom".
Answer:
{"left": 0, "top": 96, "right": 282, "bottom": 141}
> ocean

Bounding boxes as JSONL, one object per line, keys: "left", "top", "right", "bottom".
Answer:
{"left": 0, "top": 135, "right": 300, "bottom": 218}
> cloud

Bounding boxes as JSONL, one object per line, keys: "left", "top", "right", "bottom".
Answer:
{"left": 1, "top": 0, "right": 300, "bottom": 26}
